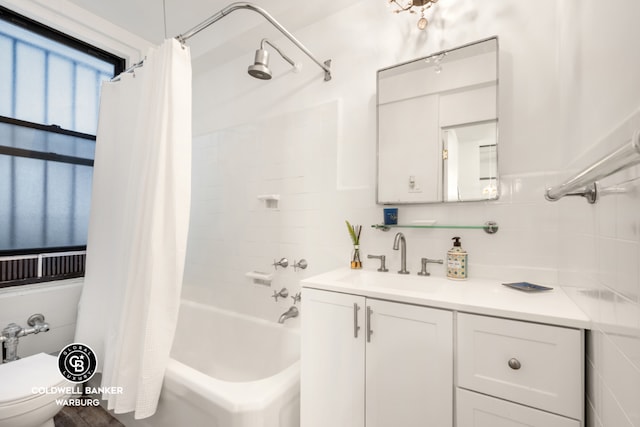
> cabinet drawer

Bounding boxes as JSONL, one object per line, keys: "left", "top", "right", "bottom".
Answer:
{"left": 457, "top": 313, "right": 583, "bottom": 419}
{"left": 457, "top": 388, "right": 580, "bottom": 427}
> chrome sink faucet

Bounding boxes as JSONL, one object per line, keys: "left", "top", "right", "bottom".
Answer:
{"left": 393, "top": 232, "right": 410, "bottom": 274}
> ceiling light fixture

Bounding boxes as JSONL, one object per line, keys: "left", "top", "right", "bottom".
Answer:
{"left": 387, "top": 0, "right": 439, "bottom": 30}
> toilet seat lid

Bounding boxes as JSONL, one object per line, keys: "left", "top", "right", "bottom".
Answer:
{"left": 0, "top": 353, "right": 71, "bottom": 404}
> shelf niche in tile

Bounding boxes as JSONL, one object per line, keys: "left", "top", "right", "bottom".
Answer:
{"left": 257, "top": 194, "right": 280, "bottom": 209}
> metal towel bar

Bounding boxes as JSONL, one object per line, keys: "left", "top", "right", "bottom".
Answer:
{"left": 545, "top": 130, "right": 640, "bottom": 204}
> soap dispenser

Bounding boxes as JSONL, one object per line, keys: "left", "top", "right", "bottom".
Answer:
{"left": 447, "top": 237, "right": 468, "bottom": 280}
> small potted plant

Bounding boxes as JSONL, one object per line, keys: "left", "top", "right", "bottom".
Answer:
{"left": 345, "top": 220, "right": 362, "bottom": 269}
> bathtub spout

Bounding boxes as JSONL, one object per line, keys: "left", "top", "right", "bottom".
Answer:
{"left": 278, "top": 306, "right": 299, "bottom": 324}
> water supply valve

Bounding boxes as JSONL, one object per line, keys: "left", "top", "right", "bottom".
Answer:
{"left": 291, "top": 292, "right": 301, "bottom": 305}
{"left": 271, "top": 288, "right": 289, "bottom": 302}
{"left": 1, "top": 314, "right": 51, "bottom": 362}
{"left": 293, "top": 259, "right": 308, "bottom": 271}
{"left": 273, "top": 258, "right": 289, "bottom": 269}
{"left": 25, "top": 313, "right": 49, "bottom": 334}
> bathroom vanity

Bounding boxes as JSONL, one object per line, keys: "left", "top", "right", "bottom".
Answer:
{"left": 300, "top": 269, "right": 589, "bottom": 427}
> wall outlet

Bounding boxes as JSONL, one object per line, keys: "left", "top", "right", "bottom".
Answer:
{"left": 408, "top": 175, "right": 422, "bottom": 193}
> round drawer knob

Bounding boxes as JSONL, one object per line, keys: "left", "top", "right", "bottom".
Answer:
{"left": 508, "top": 358, "right": 521, "bottom": 370}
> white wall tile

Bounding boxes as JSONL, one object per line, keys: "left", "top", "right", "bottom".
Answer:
{"left": 601, "top": 333, "right": 640, "bottom": 426}
{"left": 601, "top": 382, "right": 634, "bottom": 427}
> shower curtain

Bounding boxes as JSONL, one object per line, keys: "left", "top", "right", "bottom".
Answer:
{"left": 74, "top": 38, "right": 191, "bottom": 419}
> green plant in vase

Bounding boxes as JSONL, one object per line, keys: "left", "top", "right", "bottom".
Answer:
{"left": 345, "top": 220, "right": 362, "bottom": 269}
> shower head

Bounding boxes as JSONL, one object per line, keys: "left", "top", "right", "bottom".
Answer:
{"left": 248, "top": 48, "right": 272, "bottom": 80}
{"left": 247, "top": 39, "right": 296, "bottom": 80}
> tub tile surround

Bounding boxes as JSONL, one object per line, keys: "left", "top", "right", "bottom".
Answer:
{"left": 183, "top": 101, "right": 341, "bottom": 325}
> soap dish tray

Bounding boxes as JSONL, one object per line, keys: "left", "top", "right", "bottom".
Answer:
{"left": 502, "top": 282, "right": 553, "bottom": 292}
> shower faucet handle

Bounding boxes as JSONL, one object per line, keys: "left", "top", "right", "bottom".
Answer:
{"left": 273, "top": 258, "right": 289, "bottom": 269}
{"left": 272, "top": 288, "right": 289, "bottom": 302}
{"left": 293, "top": 259, "right": 308, "bottom": 271}
{"left": 291, "top": 292, "right": 301, "bottom": 305}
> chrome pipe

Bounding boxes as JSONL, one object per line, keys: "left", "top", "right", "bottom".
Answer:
{"left": 2, "top": 323, "right": 23, "bottom": 362}
{"left": 175, "top": 2, "right": 332, "bottom": 81}
{"left": 261, "top": 39, "right": 295, "bottom": 67}
{"left": 545, "top": 130, "right": 640, "bottom": 203}
{"left": 1, "top": 315, "right": 51, "bottom": 363}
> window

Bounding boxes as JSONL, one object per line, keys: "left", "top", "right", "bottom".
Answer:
{"left": 0, "top": 6, "right": 124, "bottom": 288}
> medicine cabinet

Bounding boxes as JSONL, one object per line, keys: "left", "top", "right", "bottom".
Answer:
{"left": 377, "top": 37, "right": 499, "bottom": 204}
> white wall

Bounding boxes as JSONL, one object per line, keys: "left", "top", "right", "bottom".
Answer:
{"left": 187, "top": 1, "right": 640, "bottom": 425}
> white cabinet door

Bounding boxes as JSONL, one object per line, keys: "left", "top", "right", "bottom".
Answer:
{"left": 457, "top": 388, "right": 580, "bottom": 427}
{"left": 378, "top": 95, "right": 442, "bottom": 203}
{"left": 301, "top": 288, "right": 366, "bottom": 427}
{"left": 366, "top": 299, "right": 453, "bottom": 427}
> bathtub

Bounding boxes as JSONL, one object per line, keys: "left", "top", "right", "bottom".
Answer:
{"left": 115, "top": 300, "right": 300, "bottom": 427}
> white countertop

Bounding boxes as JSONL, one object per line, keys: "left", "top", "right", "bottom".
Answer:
{"left": 301, "top": 268, "right": 591, "bottom": 329}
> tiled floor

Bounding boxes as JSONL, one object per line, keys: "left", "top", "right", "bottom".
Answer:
{"left": 54, "top": 403, "right": 124, "bottom": 427}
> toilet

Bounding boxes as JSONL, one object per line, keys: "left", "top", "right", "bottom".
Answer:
{"left": 0, "top": 353, "right": 72, "bottom": 427}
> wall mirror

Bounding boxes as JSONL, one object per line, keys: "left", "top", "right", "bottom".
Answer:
{"left": 377, "top": 37, "right": 499, "bottom": 204}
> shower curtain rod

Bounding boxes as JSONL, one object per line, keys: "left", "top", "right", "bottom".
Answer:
{"left": 112, "top": 2, "right": 332, "bottom": 82}
{"left": 111, "top": 59, "right": 144, "bottom": 82}
{"left": 174, "top": 2, "right": 332, "bottom": 81}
